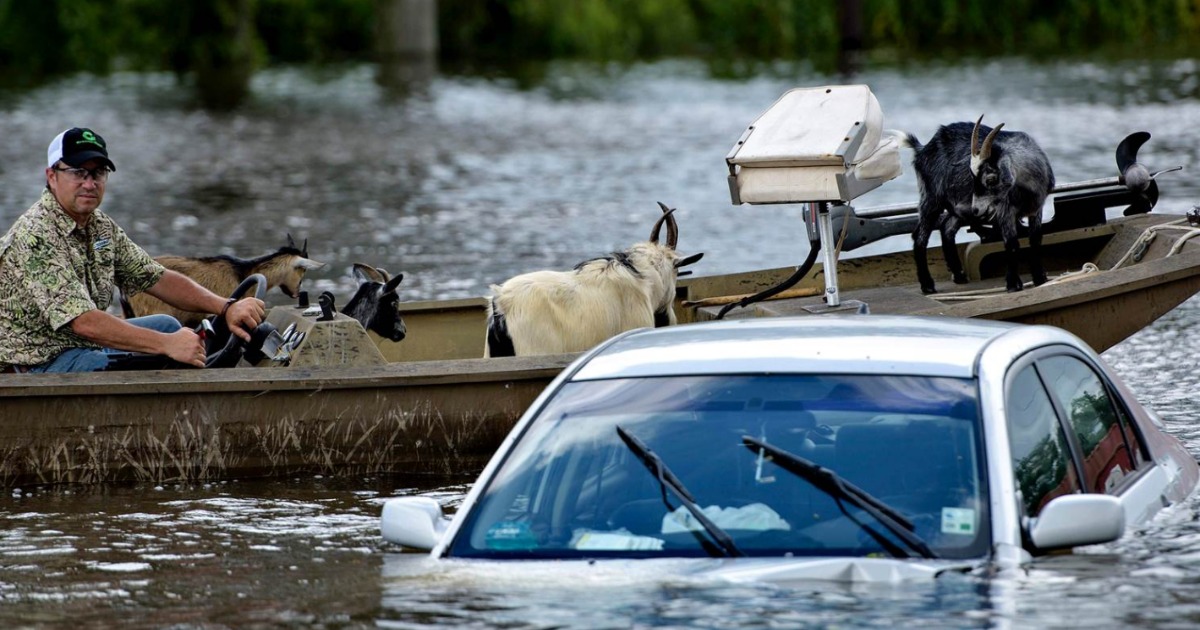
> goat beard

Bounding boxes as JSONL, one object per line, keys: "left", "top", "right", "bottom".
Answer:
{"left": 967, "top": 199, "right": 1002, "bottom": 224}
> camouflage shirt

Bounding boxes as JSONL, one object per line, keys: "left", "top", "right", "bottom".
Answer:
{"left": 0, "top": 190, "right": 165, "bottom": 366}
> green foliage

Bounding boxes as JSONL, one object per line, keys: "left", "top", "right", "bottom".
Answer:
{"left": 0, "top": 1, "right": 68, "bottom": 85}
{"left": 0, "top": 0, "right": 1197, "bottom": 94}
{"left": 513, "top": 0, "right": 699, "bottom": 58}
{"left": 438, "top": 0, "right": 701, "bottom": 61}
{"left": 256, "top": 0, "right": 374, "bottom": 63}
{"left": 688, "top": 0, "right": 838, "bottom": 58}
{"left": 862, "top": 0, "right": 1200, "bottom": 56}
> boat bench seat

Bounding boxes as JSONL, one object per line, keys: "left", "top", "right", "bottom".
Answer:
{"left": 727, "top": 84, "right": 903, "bottom": 205}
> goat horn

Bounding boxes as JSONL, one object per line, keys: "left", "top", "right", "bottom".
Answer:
{"left": 649, "top": 202, "right": 675, "bottom": 244}
{"left": 970, "top": 115, "right": 984, "bottom": 157}
{"left": 980, "top": 122, "right": 1004, "bottom": 162}
{"left": 655, "top": 201, "right": 679, "bottom": 249}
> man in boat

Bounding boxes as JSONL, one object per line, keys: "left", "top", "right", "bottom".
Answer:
{"left": 0, "top": 128, "right": 265, "bottom": 373}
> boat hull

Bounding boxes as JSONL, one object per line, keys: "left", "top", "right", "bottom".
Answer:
{"left": 0, "top": 355, "right": 571, "bottom": 486}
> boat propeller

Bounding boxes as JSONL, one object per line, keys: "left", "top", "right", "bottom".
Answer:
{"left": 1116, "top": 131, "right": 1183, "bottom": 216}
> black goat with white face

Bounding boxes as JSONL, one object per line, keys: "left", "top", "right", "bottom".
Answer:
{"left": 899, "top": 115, "right": 1056, "bottom": 293}
{"left": 341, "top": 263, "right": 406, "bottom": 342}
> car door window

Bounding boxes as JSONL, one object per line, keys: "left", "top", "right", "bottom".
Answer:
{"left": 1037, "top": 355, "right": 1136, "bottom": 494}
{"left": 1006, "top": 365, "right": 1081, "bottom": 517}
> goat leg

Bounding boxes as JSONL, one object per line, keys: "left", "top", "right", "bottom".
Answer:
{"left": 1027, "top": 214, "right": 1048, "bottom": 286}
{"left": 1000, "top": 220, "right": 1025, "bottom": 292}
{"left": 912, "top": 201, "right": 942, "bottom": 294}
{"left": 912, "top": 229, "right": 938, "bottom": 295}
{"left": 938, "top": 213, "right": 969, "bottom": 285}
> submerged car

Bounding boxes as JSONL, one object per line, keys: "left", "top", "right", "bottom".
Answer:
{"left": 380, "top": 316, "right": 1199, "bottom": 582}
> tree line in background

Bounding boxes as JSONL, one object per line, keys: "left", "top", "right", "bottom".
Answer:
{"left": 1, "top": 0, "right": 1197, "bottom": 105}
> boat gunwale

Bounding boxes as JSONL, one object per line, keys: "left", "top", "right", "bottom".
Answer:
{"left": 918, "top": 247, "right": 1200, "bottom": 318}
{"left": 0, "top": 353, "right": 578, "bottom": 398}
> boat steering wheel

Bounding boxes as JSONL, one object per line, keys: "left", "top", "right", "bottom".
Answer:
{"left": 204, "top": 274, "right": 268, "bottom": 368}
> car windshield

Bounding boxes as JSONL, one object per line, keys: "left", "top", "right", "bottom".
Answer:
{"left": 448, "top": 374, "right": 989, "bottom": 560}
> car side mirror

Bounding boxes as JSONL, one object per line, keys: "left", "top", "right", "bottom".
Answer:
{"left": 1027, "top": 494, "right": 1125, "bottom": 551}
{"left": 381, "top": 497, "right": 451, "bottom": 551}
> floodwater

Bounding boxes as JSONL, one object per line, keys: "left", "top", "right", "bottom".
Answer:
{"left": 1, "top": 56, "right": 1200, "bottom": 627}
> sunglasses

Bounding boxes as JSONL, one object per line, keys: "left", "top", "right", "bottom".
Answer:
{"left": 53, "top": 165, "right": 111, "bottom": 183}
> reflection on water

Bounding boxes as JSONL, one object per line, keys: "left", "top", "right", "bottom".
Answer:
{"left": 376, "top": 553, "right": 998, "bottom": 629}
{"left": 0, "top": 477, "right": 390, "bottom": 627}
{"left": 1, "top": 57, "right": 1200, "bottom": 626}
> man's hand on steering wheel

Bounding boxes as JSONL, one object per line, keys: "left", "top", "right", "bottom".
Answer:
{"left": 164, "top": 328, "right": 207, "bottom": 368}
{"left": 204, "top": 274, "right": 269, "bottom": 368}
{"left": 224, "top": 297, "right": 267, "bottom": 342}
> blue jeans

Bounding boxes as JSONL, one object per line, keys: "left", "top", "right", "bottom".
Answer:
{"left": 30, "top": 314, "right": 183, "bottom": 373}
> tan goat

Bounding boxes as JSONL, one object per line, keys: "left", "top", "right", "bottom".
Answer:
{"left": 123, "top": 235, "right": 325, "bottom": 327}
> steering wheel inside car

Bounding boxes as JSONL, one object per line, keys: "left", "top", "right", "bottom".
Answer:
{"left": 205, "top": 273, "right": 267, "bottom": 368}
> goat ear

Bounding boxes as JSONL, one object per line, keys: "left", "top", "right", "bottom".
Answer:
{"left": 296, "top": 257, "right": 326, "bottom": 270}
{"left": 352, "top": 263, "right": 388, "bottom": 285}
{"left": 675, "top": 252, "right": 703, "bottom": 268}
{"left": 999, "top": 161, "right": 1015, "bottom": 186}
{"left": 383, "top": 272, "right": 404, "bottom": 294}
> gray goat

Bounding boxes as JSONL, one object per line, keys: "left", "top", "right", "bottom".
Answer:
{"left": 898, "top": 115, "right": 1056, "bottom": 293}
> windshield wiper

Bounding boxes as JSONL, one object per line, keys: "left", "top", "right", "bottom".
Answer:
{"left": 616, "top": 425, "right": 744, "bottom": 558}
{"left": 741, "top": 436, "right": 937, "bottom": 559}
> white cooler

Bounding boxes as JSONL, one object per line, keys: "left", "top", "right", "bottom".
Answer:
{"left": 727, "top": 84, "right": 902, "bottom": 205}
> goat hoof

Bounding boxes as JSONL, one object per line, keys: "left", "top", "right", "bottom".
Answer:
{"left": 952, "top": 274, "right": 969, "bottom": 285}
{"left": 1006, "top": 285, "right": 1024, "bottom": 293}
{"left": 921, "top": 286, "right": 938, "bottom": 295}
{"left": 1033, "top": 275, "right": 1048, "bottom": 286}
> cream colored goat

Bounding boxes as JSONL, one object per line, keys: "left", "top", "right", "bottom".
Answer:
{"left": 486, "top": 203, "right": 702, "bottom": 357}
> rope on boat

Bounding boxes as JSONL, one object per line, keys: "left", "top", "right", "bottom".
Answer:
{"left": 938, "top": 217, "right": 1200, "bottom": 301}
{"left": 1109, "top": 218, "right": 1193, "bottom": 269}
{"left": 1165, "top": 226, "right": 1200, "bottom": 257}
{"left": 936, "top": 264, "right": 1102, "bottom": 301}
{"left": 1045, "top": 262, "right": 1102, "bottom": 284}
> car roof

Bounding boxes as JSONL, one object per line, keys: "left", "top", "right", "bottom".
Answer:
{"left": 570, "top": 315, "right": 1031, "bottom": 381}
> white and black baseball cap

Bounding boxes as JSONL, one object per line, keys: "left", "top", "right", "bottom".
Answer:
{"left": 47, "top": 128, "right": 116, "bottom": 171}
